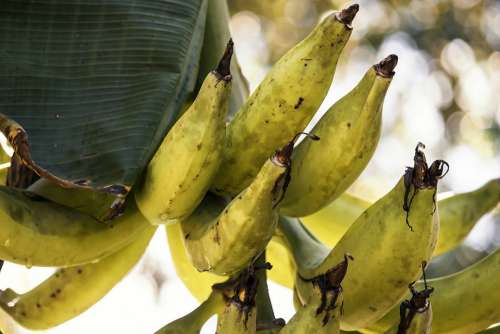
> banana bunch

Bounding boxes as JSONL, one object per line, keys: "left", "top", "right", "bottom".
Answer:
{"left": 0, "top": 2, "right": 499, "bottom": 334}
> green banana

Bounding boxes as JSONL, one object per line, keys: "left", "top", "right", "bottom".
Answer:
{"left": 281, "top": 54, "right": 398, "bottom": 217}
{"left": 370, "top": 248, "right": 500, "bottom": 334}
{"left": 182, "top": 136, "right": 296, "bottom": 276}
{"left": 0, "top": 186, "right": 149, "bottom": 267}
{"left": 278, "top": 144, "right": 448, "bottom": 330}
{"left": 155, "top": 291, "right": 225, "bottom": 334}
{"left": 300, "top": 179, "right": 500, "bottom": 255}
{"left": 165, "top": 222, "right": 226, "bottom": 302}
{"left": 217, "top": 299, "right": 257, "bottom": 334}
{"left": 211, "top": 4, "right": 359, "bottom": 197}
{"left": 434, "top": 178, "right": 500, "bottom": 255}
{"left": 0, "top": 226, "right": 156, "bottom": 330}
{"left": 384, "top": 263, "right": 433, "bottom": 334}
{"left": 135, "top": 41, "right": 233, "bottom": 225}
{"left": 284, "top": 256, "right": 350, "bottom": 334}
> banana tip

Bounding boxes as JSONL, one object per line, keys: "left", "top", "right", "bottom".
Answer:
{"left": 374, "top": 54, "right": 398, "bottom": 78}
{"left": 215, "top": 39, "right": 234, "bottom": 81}
{"left": 337, "top": 3, "right": 359, "bottom": 27}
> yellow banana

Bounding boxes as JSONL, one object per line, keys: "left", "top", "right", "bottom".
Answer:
{"left": 281, "top": 54, "right": 398, "bottom": 217}
{"left": 434, "top": 178, "right": 500, "bottom": 255}
{"left": 135, "top": 41, "right": 233, "bottom": 225}
{"left": 211, "top": 4, "right": 359, "bottom": 197}
{"left": 0, "top": 226, "right": 155, "bottom": 330}
{"left": 370, "top": 248, "right": 500, "bottom": 334}
{"left": 0, "top": 186, "right": 149, "bottom": 267}
{"left": 182, "top": 137, "right": 296, "bottom": 276}
{"left": 155, "top": 291, "right": 225, "bottom": 334}
{"left": 300, "top": 179, "right": 500, "bottom": 255}
{"left": 278, "top": 144, "right": 448, "bottom": 330}
{"left": 165, "top": 222, "right": 225, "bottom": 302}
{"left": 285, "top": 255, "right": 350, "bottom": 334}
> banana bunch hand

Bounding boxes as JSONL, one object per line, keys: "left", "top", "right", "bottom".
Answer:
{"left": 0, "top": 2, "right": 499, "bottom": 334}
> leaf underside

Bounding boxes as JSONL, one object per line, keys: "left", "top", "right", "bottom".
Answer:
{"left": 0, "top": 0, "right": 207, "bottom": 191}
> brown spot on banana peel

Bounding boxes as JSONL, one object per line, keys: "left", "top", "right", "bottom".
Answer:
{"left": 336, "top": 4, "right": 360, "bottom": 28}
{"left": 0, "top": 114, "right": 130, "bottom": 198}
{"left": 271, "top": 132, "right": 320, "bottom": 207}
{"left": 403, "top": 143, "right": 449, "bottom": 231}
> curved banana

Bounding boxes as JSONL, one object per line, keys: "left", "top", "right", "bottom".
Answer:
{"left": 155, "top": 291, "right": 225, "bottom": 334}
{"left": 281, "top": 54, "right": 398, "bottom": 217}
{"left": 165, "top": 222, "right": 225, "bottom": 302}
{"left": 211, "top": 4, "right": 359, "bottom": 197}
{"left": 300, "top": 179, "right": 500, "bottom": 254}
{"left": 182, "top": 138, "right": 294, "bottom": 276}
{"left": 434, "top": 178, "right": 500, "bottom": 255}
{"left": 0, "top": 226, "right": 155, "bottom": 330}
{"left": 135, "top": 41, "right": 233, "bottom": 225}
{"left": 278, "top": 144, "right": 447, "bottom": 330}
{"left": 0, "top": 186, "right": 149, "bottom": 267}
{"left": 370, "top": 248, "right": 500, "bottom": 334}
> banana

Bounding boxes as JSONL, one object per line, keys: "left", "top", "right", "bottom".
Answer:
{"left": 135, "top": 40, "right": 233, "bottom": 225}
{"left": 155, "top": 291, "right": 225, "bottom": 334}
{"left": 165, "top": 222, "right": 225, "bottom": 302}
{"left": 0, "top": 186, "right": 150, "bottom": 267}
{"left": 370, "top": 248, "right": 500, "bottom": 334}
{"left": 281, "top": 54, "right": 397, "bottom": 217}
{"left": 300, "top": 179, "right": 499, "bottom": 254}
{"left": 384, "top": 263, "right": 433, "bottom": 334}
{"left": 0, "top": 226, "right": 156, "bottom": 330}
{"left": 181, "top": 135, "right": 298, "bottom": 276}
{"left": 434, "top": 178, "right": 500, "bottom": 255}
{"left": 211, "top": 4, "right": 359, "bottom": 197}
{"left": 283, "top": 256, "right": 350, "bottom": 334}
{"left": 278, "top": 144, "right": 448, "bottom": 330}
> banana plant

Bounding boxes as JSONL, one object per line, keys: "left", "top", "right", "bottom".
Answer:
{"left": 0, "top": 1, "right": 499, "bottom": 334}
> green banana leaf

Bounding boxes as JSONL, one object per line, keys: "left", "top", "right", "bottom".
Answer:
{"left": 0, "top": 0, "right": 207, "bottom": 192}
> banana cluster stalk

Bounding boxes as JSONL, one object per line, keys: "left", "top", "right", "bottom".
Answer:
{"left": 135, "top": 40, "right": 233, "bottom": 225}
{"left": 211, "top": 4, "right": 359, "bottom": 197}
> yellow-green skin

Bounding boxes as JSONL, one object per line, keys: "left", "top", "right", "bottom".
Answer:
{"left": 135, "top": 71, "right": 231, "bottom": 225}
{"left": 435, "top": 178, "right": 500, "bottom": 255}
{"left": 183, "top": 158, "right": 286, "bottom": 276}
{"left": 284, "top": 177, "right": 439, "bottom": 330}
{"left": 384, "top": 305, "right": 432, "bottom": 334}
{"left": 166, "top": 219, "right": 226, "bottom": 302}
{"left": 211, "top": 12, "right": 353, "bottom": 197}
{"left": 27, "top": 178, "right": 116, "bottom": 221}
{"left": 370, "top": 248, "right": 500, "bottom": 334}
{"left": 300, "top": 179, "right": 500, "bottom": 255}
{"left": 281, "top": 68, "right": 392, "bottom": 217}
{"left": 155, "top": 291, "right": 225, "bottom": 334}
{"left": 283, "top": 281, "right": 341, "bottom": 334}
{"left": 0, "top": 226, "right": 155, "bottom": 330}
{"left": 216, "top": 301, "right": 257, "bottom": 334}
{"left": 0, "top": 186, "right": 149, "bottom": 267}
{"left": 475, "top": 326, "right": 500, "bottom": 334}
